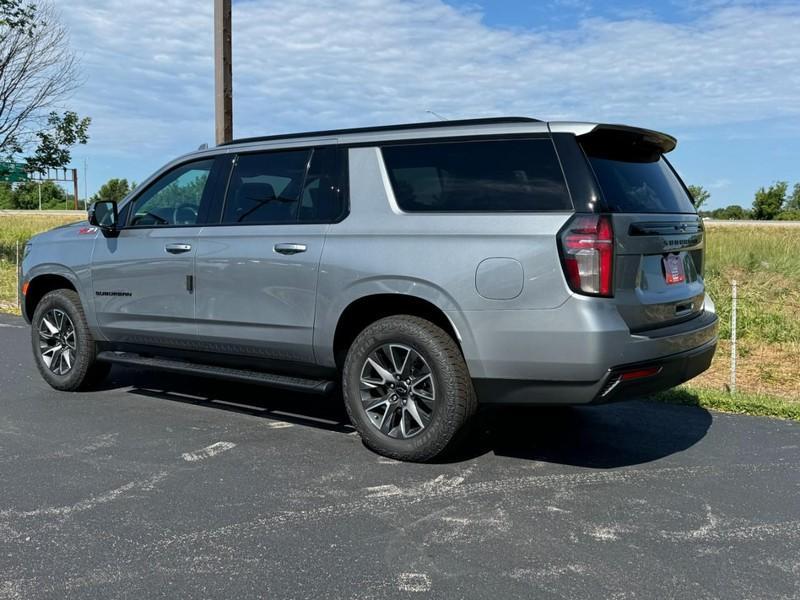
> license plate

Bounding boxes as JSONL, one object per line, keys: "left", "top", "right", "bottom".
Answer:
{"left": 663, "top": 253, "right": 685, "bottom": 285}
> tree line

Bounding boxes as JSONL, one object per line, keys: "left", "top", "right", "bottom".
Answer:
{"left": 6, "top": 175, "right": 800, "bottom": 221}
{"left": 688, "top": 183, "right": 799, "bottom": 221}
{"left": 0, "top": 178, "right": 134, "bottom": 209}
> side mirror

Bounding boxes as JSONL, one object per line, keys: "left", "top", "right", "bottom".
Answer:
{"left": 88, "top": 200, "right": 119, "bottom": 230}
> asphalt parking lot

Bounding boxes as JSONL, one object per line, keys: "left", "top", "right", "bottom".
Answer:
{"left": 1, "top": 313, "right": 798, "bottom": 599}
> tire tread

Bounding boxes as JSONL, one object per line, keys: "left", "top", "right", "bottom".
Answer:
{"left": 342, "top": 315, "right": 476, "bottom": 462}
{"left": 31, "top": 289, "right": 107, "bottom": 391}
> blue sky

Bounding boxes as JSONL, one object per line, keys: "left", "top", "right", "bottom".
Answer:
{"left": 54, "top": 0, "right": 800, "bottom": 209}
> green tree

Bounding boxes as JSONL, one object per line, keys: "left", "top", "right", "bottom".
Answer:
{"left": 708, "top": 205, "right": 750, "bottom": 220}
{"left": 721, "top": 205, "right": 749, "bottom": 220}
{"left": 0, "top": 2, "right": 91, "bottom": 173}
{"left": 687, "top": 185, "right": 710, "bottom": 211}
{"left": 752, "top": 182, "right": 787, "bottom": 220}
{"left": 9, "top": 179, "right": 66, "bottom": 209}
{"left": 26, "top": 111, "right": 90, "bottom": 173}
{"left": 0, "top": 0, "right": 36, "bottom": 30}
{"left": 785, "top": 183, "right": 800, "bottom": 212}
{"left": 0, "top": 181, "right": 12, "bottom": 208}
{"left": 91, "top": 178, "right": 133, "bottom": 203}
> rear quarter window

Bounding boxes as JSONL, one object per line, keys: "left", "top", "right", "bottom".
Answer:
{"left": 381, "top": 138, "right": 572, "bottom": 212}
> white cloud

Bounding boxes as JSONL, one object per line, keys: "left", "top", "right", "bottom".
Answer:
{"left": 54, "top": 0, "right": 800, "bottom": 175}
{"left": 708, "top": 178, "right": 732, "bottom": 189}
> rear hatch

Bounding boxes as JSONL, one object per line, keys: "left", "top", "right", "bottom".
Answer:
{"left": 578, "top": 126, "right": 705, "bottom": 332}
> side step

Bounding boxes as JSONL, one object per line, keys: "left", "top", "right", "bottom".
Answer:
{"left": 96, "top": 351, "right": 335, "bottom": 394}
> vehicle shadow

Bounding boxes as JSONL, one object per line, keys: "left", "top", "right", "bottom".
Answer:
{"left": 104, "top": 366, "right": 355, "bottom": 434}
{"left": 454, "top": 401, "right": 713, "bottom": 468}
{"left": 105, "top": 366, "right": 712, "bottom": 469}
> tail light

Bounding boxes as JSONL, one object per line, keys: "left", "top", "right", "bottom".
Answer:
{"left": 558, "top": 214, "right": 614, "bottom": 297}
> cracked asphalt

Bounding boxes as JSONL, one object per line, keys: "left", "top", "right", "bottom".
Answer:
{"left": 1, "top": 313, "right": 799, "bottom": 599}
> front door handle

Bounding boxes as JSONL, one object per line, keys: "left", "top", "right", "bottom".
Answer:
{"left": 165, "top": 243, "right": 192, "bottom": 254}
{"left": 274, "top": 243, "right": 307, "bottom": 255}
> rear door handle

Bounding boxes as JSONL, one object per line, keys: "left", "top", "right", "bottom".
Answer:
{"left": 274, "top": 243, "right": 307, "bottom": 255}
{"left": 165, "top": 243, "right": 192, "bottom": 254}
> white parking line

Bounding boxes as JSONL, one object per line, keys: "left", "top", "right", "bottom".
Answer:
{"left": 181, "top": 441, "right": 236, "bottom": 462}
{"left": 397, "top": 572, "right": 431, "bottom": 593}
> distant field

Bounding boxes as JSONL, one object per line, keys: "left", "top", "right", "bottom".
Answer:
{"left": 694, "top": 226, "right": 800, "bottom": 400}
{"left": 704, "top": 219, "right": 800, "bottom": 227}
{"left": 0, "top": 213, "right": 797, "bottom": 404}
{"left": 0, "top": 212, "right": 82, "bottom": 311}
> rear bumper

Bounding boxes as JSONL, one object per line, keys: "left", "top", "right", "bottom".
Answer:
{"left": 450, "top": 294, "right": 719, "bottom": 383}
{"left": 473, "top": 337, "right": 717, "bottom": 405}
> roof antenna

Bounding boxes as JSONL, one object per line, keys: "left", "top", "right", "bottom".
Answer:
{"left": 197, "top": 143, "right": 209, "bottom": 151}
{"left": 425, "top": 110, "right": 448, "bottom": 121}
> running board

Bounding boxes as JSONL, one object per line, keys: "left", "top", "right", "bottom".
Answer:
{"left": 96, "top": 351, "right": 335, "bottom": 394}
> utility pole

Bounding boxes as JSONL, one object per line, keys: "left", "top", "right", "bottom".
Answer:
{"left": 214, "top": 0, "right": 233, "bottom": 145}
{"left": 72, "top": 169, "right": 79, "bottom": 210}
{"left": 83, "top": 158, "right": 88, "bottom": 208}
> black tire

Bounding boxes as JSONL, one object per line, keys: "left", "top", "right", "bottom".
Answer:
{"left": 31, "top": 289, "right": 109, "bottom": 391}
{"left": 342, "top": 315, "right": 477, "bottom": 462}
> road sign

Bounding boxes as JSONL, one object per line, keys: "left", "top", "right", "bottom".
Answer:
{"left": 0, "top": 162, "right": 28, "bottom": 183}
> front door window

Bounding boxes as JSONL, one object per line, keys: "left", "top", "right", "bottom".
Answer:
{"left": 129, "top": 160, "right": 214, "bottom": 227}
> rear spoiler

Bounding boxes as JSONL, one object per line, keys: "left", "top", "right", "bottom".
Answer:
{"left": 549, "top": 122, "right": 677, "bottom": 154}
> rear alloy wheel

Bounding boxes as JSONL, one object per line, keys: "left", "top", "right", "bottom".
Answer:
{"left": 360, "top": 343, "right": 436, "bottom": 439}
{"left": 343, "top": 315, "right": 476, "bottom": 462}
{"left": 31, "top": 289, "right": 110, "bottom": 391}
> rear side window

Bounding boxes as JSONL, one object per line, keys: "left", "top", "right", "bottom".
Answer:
{"left": 222, "top": 150, "right": 310, "bottom": 224}
{"left": 298, "top": 147, "right": 347, "bottom": 223}
{"left": 381, "top": 139, "right": 572, "bottom": 212}
{"left": 581, "top": 136, "right": 695, "bottom": 214}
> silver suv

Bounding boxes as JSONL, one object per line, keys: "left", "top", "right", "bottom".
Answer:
{"left": 20, "top": 117, "right": 718, "bottom": 461}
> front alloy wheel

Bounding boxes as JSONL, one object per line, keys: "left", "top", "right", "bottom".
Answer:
{"left": 38, "top": 308, "right": 76, "bottom": 375}
{"left": 31, "top": 289, "right": 110, "bottom": 391}
{"left": 360, "top": 343, "right": 435, "bottom": 439}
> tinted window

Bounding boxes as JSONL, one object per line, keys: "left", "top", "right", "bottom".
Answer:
{"left": 381, "top": 139, "right": 571, "bottom": 212}
{"left": 117, "top": 202, "right": 130, "bottom": 227}
{"left": 223, "top": 150, "right": 310, "bottom": 224}
{"left": 129, "top": 160, "right": 213, "bottom": 226}
{"left": 580, "top": 135, "right": 695, "bottom": 214}
{"left": 298, "top": 147, "right": 346, "bottom": 222}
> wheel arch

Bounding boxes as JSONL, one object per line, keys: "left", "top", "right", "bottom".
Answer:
{"left": 23, "top": 272, "right": 79, "bottom": 323}
{"left": 331, "top": 293, "right": 463, "bottom": 369}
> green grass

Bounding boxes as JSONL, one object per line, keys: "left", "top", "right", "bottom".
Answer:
{"left": 652, "top": 386, "right": 800, "bottom": 421}
{"left": 0, "top": 263, "right": 17, "bottom": 312}
{"left": 0, "top": 212, "right": 81, "bottom": 311}
{"left": 0, "top": 213, "right": 82, "bottom": 261}
{"left": 703, "top": 226, "right": 800, "bottom": 343}
{"left": 689, "top": 225, "right": 800, "bottom": 404}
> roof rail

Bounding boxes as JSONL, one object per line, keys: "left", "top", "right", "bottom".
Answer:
{"left": 218, "top": 116, "right": 541, "bottom": 147}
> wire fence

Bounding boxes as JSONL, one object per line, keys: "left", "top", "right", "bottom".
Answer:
{"left": 700, "top": 278, "right": 798, "bottom": 398}
{"left": 730, "top": 280, "right": 737, "bottom": 393}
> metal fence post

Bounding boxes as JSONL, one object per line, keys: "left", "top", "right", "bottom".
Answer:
{"left": 15, "top": 240, "right": 20, "bottom": 311}
{"left": 730, "top": 279, "right": 737, "bottom": 394}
